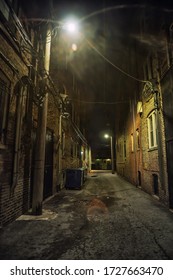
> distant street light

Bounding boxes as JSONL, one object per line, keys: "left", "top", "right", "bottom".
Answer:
{"left": 104, "top": 134, "right": 115, "bottom": 174}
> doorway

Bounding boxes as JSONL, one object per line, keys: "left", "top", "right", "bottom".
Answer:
{"left": 30, "top": 127, "right": 53, "bottom": 206}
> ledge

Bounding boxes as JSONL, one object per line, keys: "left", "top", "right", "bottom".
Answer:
{"left": 148, "top": 147, "right": 158, "bottom": 152}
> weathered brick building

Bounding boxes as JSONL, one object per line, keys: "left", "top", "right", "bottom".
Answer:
{"left": 0, "top": 0, "right": 34, "bottom": 225}
{"left": 0, "top": 0, "right": 90, "bottom": 226}
{"left": 116, "top": 6, "right": 173, "bottom": 208}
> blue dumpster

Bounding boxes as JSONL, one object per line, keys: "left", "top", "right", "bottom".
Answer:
{"left": 65, "top": 168, "right": 84, "bottom": 189}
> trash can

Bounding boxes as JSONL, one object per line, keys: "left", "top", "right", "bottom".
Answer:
{"left": 65, "top": 168, "right": 84, "bottom": 189}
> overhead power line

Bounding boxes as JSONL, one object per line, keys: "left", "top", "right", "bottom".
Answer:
{"left": 85, "top": 37, "right": 150, "bottom": 84}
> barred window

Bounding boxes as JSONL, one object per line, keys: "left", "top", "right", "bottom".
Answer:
{"left": 0, "top": 71, "right": 10, "bottom": 145}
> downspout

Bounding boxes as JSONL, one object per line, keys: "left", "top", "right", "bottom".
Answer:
{"left": 11, "top": 84, "right": 26, "bottom": 190}
{"left": 58, "top": 112, "right": 62, "bottom": 189}
{"left": 132, "top": 100, "right": 138, "bottom": 186}
{"left": 154, "top": 88, "right": 166, "bottom": 191}
{"left": 32, "top": 23, "right": 51, "bottom": 215}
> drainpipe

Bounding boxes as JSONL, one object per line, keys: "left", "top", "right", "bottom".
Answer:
{"left": 154, "top": 88, "right": 166, "bottom": 191}
{"left": 12, "top": 85, "right": 26, "bottom": 190}
{"left": 58, "top": 112, "right": 62, "bottom": 189}
{"left": 132, "top": 100, "right": 138, "bottom": 186}
{"left": 32, "top": 24, "right": 51, "bottom": 215}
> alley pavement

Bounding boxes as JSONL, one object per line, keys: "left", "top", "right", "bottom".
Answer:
{"left": 0, "top": 171, "right": 173, "bottom": 260}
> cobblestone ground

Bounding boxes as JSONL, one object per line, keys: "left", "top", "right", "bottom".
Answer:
{"left": 0, "top": 171, "right": 173, "bottom": 260}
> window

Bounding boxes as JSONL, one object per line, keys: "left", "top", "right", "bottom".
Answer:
{"left": 0, "top": 71, "right": 10, "bottom": 145}
{"left": 136, "top": 129, "right": 140, "bottom": 149}
{"left": 131, "top": 133, "right": 134, "bottom": 152}
{"left": 70, "top": 138, "right": 77, "bottom": 158}
{"left": 147, "top": 111, "right": 158, "bottom": 149}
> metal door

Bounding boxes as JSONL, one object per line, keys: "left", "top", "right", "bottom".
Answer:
{"left": 43, "top": 128, "right": 53, "bottom": 199}
{"left": 30, "top": 127, "right": 53, "bottom": 206}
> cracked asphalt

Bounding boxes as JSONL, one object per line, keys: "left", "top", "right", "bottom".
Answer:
{"left": 0, "top": 171, "right": 173, "bottom": 260}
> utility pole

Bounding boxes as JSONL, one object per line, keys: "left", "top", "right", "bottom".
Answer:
{"left": 132, "top": 100, "right": 138, "bottom": 186}
{"left": 32, "top": 24, "right": 52, "bottom": 215}
{"left": 104, "top": 134, "right": 115, "bottom": 174}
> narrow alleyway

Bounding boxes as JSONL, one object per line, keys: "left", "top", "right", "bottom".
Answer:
{"left": 0, "top": 171, "right": 173, "bottom": 260}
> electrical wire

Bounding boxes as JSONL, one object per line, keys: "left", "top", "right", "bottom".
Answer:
{"left": 70, "top": 119, "right": 88, "bottom": 146}
{"left": 79, "top": 5, "right": 146, "bottom": 23}
{"left": 45, "top": 73, "right": 89, "bottom": 146}
{"left": 1, "top": 2, "right": 88, "bottom": 146}
{"left": 9, "top": 6, "right": 33, "bottom": 47}
{"left": 85, "top": 37, "right": 150, "bottom": 84}
{"left": 80, "top": 4, "right": 173, "bottom": 24}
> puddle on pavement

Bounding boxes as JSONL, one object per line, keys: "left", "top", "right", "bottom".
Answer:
{"left": 86, "top": 198, "right": 109, "bottom": 222}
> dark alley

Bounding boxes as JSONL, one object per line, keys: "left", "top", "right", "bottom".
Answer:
{"left": 0, "top": 171, "right": 173, "bottom": 260}
{"left": 1, "top": 1, "right": 173, "bottom": 269}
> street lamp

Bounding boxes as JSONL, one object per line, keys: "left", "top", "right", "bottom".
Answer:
{"left": 64, "top": 21, "right": 78, "bottom": 33}
{"left": 104, "top": 134, "right": 115, "bottom": 174}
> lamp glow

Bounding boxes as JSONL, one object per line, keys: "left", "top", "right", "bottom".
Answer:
{"left": 104, "top": 133, "right": 115, "bottom": 174}
{"left": 64, "top": 20, "right": 78, "bottom": 33}
{"left": 104, "top": 134, "right": 109, "bottom": 139}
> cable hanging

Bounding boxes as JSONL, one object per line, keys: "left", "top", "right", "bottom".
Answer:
{"left": 85, "top": 37, "right": 152, "bottom": 85}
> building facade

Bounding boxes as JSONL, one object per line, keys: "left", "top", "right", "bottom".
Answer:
{"left": 116, "top": 7, "right": 173, "bottom": 208}
{"left": 0, "top": 0, "right": 89, "bottom": 226}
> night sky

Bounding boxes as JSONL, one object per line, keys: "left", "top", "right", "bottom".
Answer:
{"left": 51, "top": 0, "right": 173, "bottom": 155}
{"left": 23, "top": 0, "right": 173, "bottom": 155}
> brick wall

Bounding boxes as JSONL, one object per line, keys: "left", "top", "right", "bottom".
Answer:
{"left": 0, "top": 25, "right": 31, "bottom": 226}
{"left": 141, "top": 94, "right": 169, "bottom": 205}
{"left": 116, "top": 93, "right": 169, "bottom": 206}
